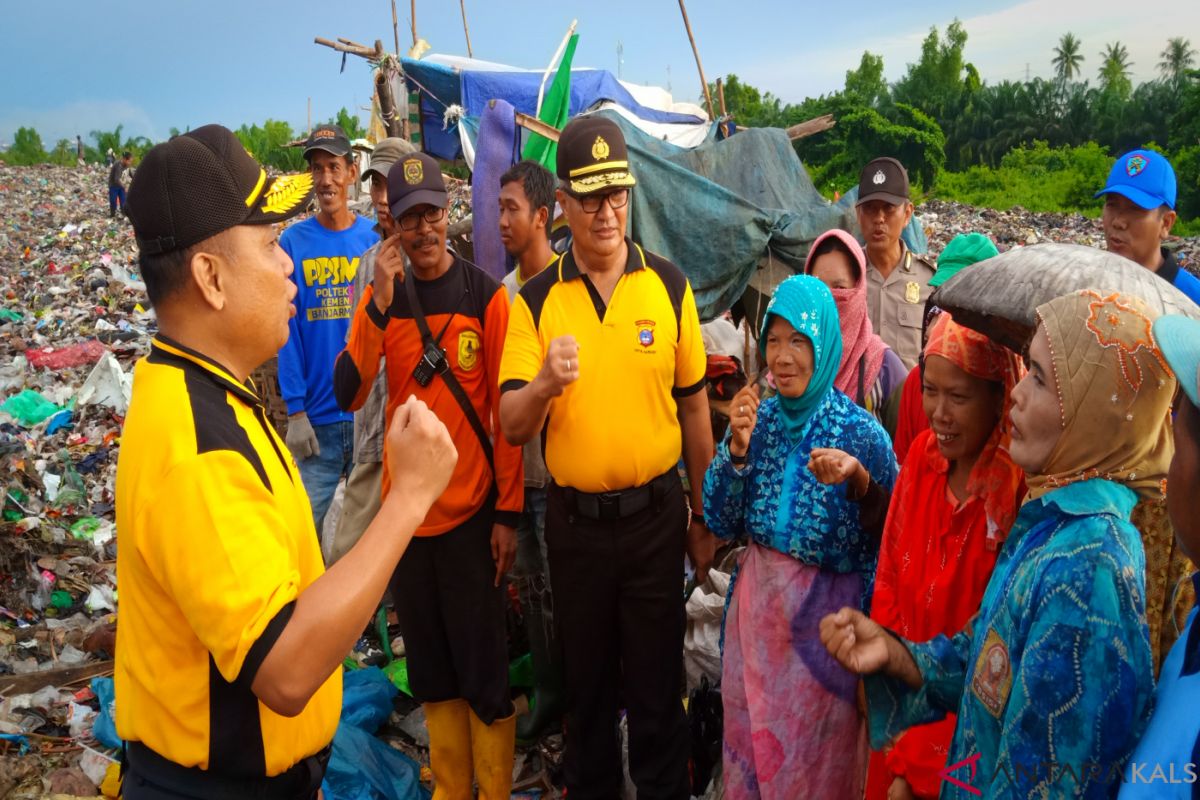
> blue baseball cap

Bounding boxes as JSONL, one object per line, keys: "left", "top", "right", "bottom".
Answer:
{"left": 1153, "top": 315, "right": 1200, "bottom": 407}
{"left": 1095, "top": 149, "right": 1177, "bottom": 210}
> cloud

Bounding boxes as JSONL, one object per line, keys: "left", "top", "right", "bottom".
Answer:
{"left": 0, "top": 100, "right": 161, "bottom": 148}
{"left": 738, "top": 0, "right": 1198, "bottom": 102}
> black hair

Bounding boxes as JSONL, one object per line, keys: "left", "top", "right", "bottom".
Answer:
{"left": 500, "top": 160, "right": 556, "bottom": 221}
{"left": 140, "top": 231, "right": 229, "bottom": 307}
{"left": 807, "top": 235, "right": 862, "bottom": 282}
{"left": 122, "top": 151, "right": 132, "bottom": 159}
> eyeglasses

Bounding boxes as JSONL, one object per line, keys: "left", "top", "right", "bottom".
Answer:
{"left": 571, "top": 188, "right": 630, "bottom": 214}
{"left": 396, "top": 206, "right": 447, "bottom": 231}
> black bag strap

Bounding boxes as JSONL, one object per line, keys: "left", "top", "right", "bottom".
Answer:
{"left": 403, "top": 270, "right": 494, "bottom": 466}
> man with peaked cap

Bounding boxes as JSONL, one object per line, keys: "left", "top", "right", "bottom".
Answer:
{"left": 334, "top": 150, "right": 523, "bottom": 797}
{"left": 499, "top": 115, "right": 715, "bottom": 799}
{"left": 327, "top": 136, "right": 417, "bottom": 565}
{"left": 856, "top": 156, "right": 936, "bottom": 370}
{"left": 277, "top": 124, "right": 378, "bottom": 538}
{"left": 115, "top": 124, "right": 456, "bottom": 798}
{"left": 1097, "top": 148, "right": 1200, "bottom": 306}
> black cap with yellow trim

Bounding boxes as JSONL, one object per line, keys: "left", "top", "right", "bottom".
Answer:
{"left": 127, "top": 124, "right": 314, "bottom": 256}
{"left": 556, "top": 116, "right": 637, "bottom": 195}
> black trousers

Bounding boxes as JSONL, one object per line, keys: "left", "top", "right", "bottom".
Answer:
{"left": 546, "top": 472, "right": 690, "bottom": 800}
{"left": 389, "top": 496, "right": 512, "bottom": 724}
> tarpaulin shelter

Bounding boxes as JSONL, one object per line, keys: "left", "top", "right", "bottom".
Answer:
{"left": 400, "top": 56, "right": 926, "bottom": 321}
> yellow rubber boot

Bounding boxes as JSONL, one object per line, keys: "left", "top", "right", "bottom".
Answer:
{"left": 468, "top": 709, "right": 517, "bottom": 800}
{"left": 424, "top": 699, "right": 473, "bottom": 800}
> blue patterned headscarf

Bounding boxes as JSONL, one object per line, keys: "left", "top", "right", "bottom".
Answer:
{"left": 760, "top": 275, "right": 843, "bottom": 440}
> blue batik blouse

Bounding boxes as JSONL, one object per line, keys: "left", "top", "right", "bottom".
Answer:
{"left": 704, "top": 389, "right": 898, "bottom": 578}
{"left": 865, "top": 478, "right": 1155, "bottom": 799}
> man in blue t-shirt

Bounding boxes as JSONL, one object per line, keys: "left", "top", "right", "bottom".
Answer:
{"left": 279, "top": 124, "right": 378, "bottom": 535}
{"left": 1097, "top": 149, "right": 1200, "bottom": 307}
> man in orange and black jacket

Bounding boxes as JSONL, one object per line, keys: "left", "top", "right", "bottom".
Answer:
{"left": 333, "top": 152, "right": 522, "bottom": 796}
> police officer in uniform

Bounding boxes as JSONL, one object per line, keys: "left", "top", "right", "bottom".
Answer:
{"left": 499, "top": 116, "right": 714, "bottom": 800}
{"left": 856, "top": 157, "right": 936, "bottom": 370}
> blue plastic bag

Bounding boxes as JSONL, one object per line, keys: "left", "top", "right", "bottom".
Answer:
{"left": 91, "top": 676, "right": 121, "bottom": 750}
{"left": 321, "top": 668, "right": 429, "bottom": 800}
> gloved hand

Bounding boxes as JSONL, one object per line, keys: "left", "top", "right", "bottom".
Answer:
{"left": 285, "top": 412, "right": 320, "bottom": 460}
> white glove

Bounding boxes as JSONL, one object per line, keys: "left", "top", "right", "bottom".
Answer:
{"left": 285, "top": 412, "right": 320, "bottom": 460}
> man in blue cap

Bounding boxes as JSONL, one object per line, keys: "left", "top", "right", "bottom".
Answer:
{"left": 1097, "top": 149, "right": 1200, "bottom": 306}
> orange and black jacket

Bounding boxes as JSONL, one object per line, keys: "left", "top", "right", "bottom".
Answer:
{"left": 334, "top": 256, "right": 522, "bottom": 535}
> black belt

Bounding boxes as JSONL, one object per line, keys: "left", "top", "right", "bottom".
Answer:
{"left": 126, "top": 741, "right": 331, "bottom": 800}
{"left": 561, "top": 471, "right": 674, "bottom": 521}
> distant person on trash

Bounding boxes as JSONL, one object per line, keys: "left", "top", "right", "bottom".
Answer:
{"left": 115, "top": 124, "right": 457, "bottom": 799}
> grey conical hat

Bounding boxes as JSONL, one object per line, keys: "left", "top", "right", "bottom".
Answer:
{"left": 929, "top": 242, "right": 1200, "bottom": 354}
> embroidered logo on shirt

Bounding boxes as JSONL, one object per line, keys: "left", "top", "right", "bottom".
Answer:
{"left": 971, "top": 627, "right": 1013, "bottom": 717}
{"left": 637, "top": 319, "right": 656, "bottom": 348}
{"left": 458, "top": 331, "right": 481, "bottom": 371}
{"left": 905, "top": 281, "right": 921, "bottom": 304}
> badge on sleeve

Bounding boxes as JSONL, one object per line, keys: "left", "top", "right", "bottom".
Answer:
{"left": 971, "top": 628, "right": 1013, "bottom": 717}
{"left": 905, "top": 281, "right": 921, "bottom": 304}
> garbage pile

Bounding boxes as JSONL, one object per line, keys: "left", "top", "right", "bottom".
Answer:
{"left": 919, "top": 199, "right": 1200, "bottom": 273}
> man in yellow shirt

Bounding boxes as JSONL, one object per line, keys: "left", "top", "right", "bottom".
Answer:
{"left": 499, "top": 116, "right": 715, "bottom": 799}
{"left": 117, "top": 124, "right": 456, "bottom": 798}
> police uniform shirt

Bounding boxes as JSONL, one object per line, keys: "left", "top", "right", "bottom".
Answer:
{"left": 115, "top": 337, "right": 340, "bottom": 777}
{"left": 499, "top": 239, "right": 706, "bottom": 493}
{"left": 865, "top": 242, "right": 936, "bottom": 371}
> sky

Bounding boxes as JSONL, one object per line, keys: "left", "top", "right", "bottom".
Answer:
{"left": 2, "top": 0, "right": 1197, "bottom": 147}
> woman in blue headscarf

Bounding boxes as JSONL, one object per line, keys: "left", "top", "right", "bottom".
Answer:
{"left": 704, "top": 275, "right": 899, "bottom": 799}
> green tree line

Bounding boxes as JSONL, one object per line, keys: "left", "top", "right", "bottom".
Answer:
{"left": 711, "top": 27, "right": 1199, "bottom": 223}
{"left": 1, "top": 108, "right": 367, "bottom": 172}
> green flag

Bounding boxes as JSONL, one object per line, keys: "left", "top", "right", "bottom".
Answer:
{"left": 522, "top": 34, "right": 579, "bottom": 169}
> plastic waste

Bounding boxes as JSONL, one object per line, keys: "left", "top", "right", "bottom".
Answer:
{"left": 1, "top": 389, "right": 62, "bottom": 425}
{"left": 91, "top": 676, "right": 121, "bottom": 750}
{"left": 321, "top": 668, "right": 430, "bottom": 800}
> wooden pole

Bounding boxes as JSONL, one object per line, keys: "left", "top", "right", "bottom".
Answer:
{"left": 390, "top": 0, "right": 400, "bottom": 55}
{"left": 376, "top": 71, "right": 403, "bottom": 138}
{"left": 785, "top": 114, "right": 836, "bottom": 140}
{"left": 459, "top": 0, "right": 473, "bottom": 58}
{"left": 716, "top": 77, "right": 727, "bottom": 117}
{"left": 410, "top": 0, "right": 417, "bottom": 48}
{"left": 514, "top": 111, "right": 561, "bottom": 142}
{"left": 676, "top": 0, "right": 715, "bottom": 119}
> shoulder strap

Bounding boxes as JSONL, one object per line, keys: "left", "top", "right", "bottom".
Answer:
{"left": 403, "top": 272, "right": 494, "bottom": 467}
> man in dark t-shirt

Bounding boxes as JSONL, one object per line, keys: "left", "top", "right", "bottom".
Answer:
{"left": 108, "top": 151, "right": 132, "bottom": 217}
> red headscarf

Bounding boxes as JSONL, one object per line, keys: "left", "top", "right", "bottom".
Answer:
{"left": 803, "top": 229, "right": 888, "bottom": 402}
{"left": 923, "top": 313, "right": 1026, "bottom": 546}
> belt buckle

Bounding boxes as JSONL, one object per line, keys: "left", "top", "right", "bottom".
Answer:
{"left": 596, "top": 491, "right": 622, "bottom": 520}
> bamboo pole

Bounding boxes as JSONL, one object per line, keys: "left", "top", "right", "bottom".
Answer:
{"left": 459, "top": 0, "right": 473, "bottom": 58}
{"left": 314, "top": 36, "right": 380, "bottom": 59}
{"left": 410, "top": 0, "right": 417, "bottom": 48}
{"left": 676, "top": 0, "right": 715, "bottom": 119}
{"left": 785, "top": 114, "right": 836, "bottom": 140}
{"left": 390, "top": 0, "right": 400, "bottom": 55}
{"left": 514, "top": 111, "right": 561, "bottom": 142}
{"left": 376, "top": 71, "right": 403, "bottom": 137}
{"left": 717, "top": 77, "right": 727, "bottom": 117}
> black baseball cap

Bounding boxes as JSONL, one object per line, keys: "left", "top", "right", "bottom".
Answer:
{"left": 856, "top": 157, "right": 910, "bottom": 207}
{"left": 127, "top": 124, "right": 314, "bottom": 256}
{"left": 387, "top": 152, "right": 447, "bottom": 219}
{"left": 303, "top": 124, "right": 351, "bottom": 159}
{"left": 556, "top": 116, "right": 637, "bottom": 195}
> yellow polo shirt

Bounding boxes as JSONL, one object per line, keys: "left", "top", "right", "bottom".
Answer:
{"left": 499, "top": 239, "right": 705, "bottom": 492}
{"left": 115, "top": 336, "right": 340, "bottom": 778}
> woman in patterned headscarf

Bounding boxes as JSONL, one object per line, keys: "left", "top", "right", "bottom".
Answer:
{"left": 703, "top": 275, "right": 898, "bottom": 799}
{"left": 824, "top": 290, "right": 1170, "bottom": 798}
{"left": 865, "top": 313, "right": 1026, "bottom": 800}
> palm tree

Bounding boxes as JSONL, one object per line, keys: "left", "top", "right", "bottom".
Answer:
{"left": 1098, "top": 42, "right": 1133, "bottom": 99}
{"left": 1158, "top": 37, "right": 1195, "bottom": 86}
{"left": 1052, "top": 33, "right": 1084, "bottom": 82}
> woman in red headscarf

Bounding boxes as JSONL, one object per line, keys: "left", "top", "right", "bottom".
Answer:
{"left": 804, "top": 229, "right": 907, "bottom": 434}
{"left": 864, "top": 312, "right": 1026, "bottom": 800}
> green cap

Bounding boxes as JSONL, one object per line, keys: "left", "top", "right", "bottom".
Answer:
{"left": 930, "top": 232, "right": 1000, "bottom": 288}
